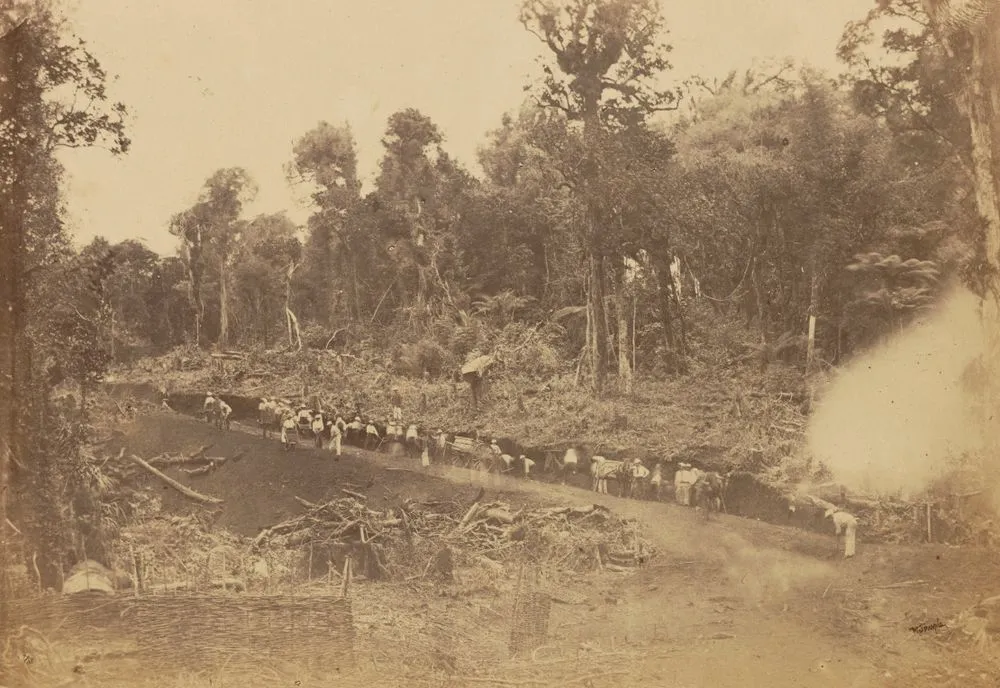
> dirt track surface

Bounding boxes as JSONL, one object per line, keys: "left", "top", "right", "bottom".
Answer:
{"left": 119, "top": 411, "right": 996, "bottom": 687}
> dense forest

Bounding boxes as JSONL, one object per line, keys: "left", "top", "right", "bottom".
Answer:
{"left": 67, "top": 2, "right": 982, "bottom": 390}
{"left": 2, "top": 0, "right": 1000, "bottom": 590}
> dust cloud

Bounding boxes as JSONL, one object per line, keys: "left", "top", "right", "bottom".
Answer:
{"left": 807, "top": 288, "right": 985, "bottom": 499}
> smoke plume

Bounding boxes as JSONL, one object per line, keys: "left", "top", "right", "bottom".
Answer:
{"left": 807, "top": 288, "right": 985, "bottom": 499}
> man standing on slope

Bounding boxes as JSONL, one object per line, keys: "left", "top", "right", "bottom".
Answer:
{"left": 217, "top": 399, "right": 232, "bottom": 431}
{"left": 258, "top": 398, "right": 272, "bottom": 438}
{"left": 825, "top": 507, "right": 858, "bottom": 559}
{"left": 280, "top": 412, "right": 297, "bottom": 451}
{"left": 203, "top": 392, "right": 217, "bottom": 424}
{"left": 674, "top": 463, "right": 696, "bottom": 506}
{"left": 311, "top": 412, "right": 325, "bottom": 449}
{"left": 390, "top": 386, "right": 403, "bottom": 423}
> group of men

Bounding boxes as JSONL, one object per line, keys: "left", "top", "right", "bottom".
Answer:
{"left": 487, "top": 439, "right": 536, "bottom": 477}
{"left": 252, "top": 394, "right": 433, "bottom": 460}
{"left": 201, "top": 389, "right": 857, "bottom": 559}
{"left": 583, "top": 453, "right": 725, "bottom": 512}
{"left": 201, "top": 392, "right": 232, "bottom": 430}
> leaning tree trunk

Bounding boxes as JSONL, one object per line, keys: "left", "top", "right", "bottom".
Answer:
{"left": 285, "top": 261, "right": 302, "bottom": 350}
{"left": 923, "top": 1, "right": 1000, "bottom": 432}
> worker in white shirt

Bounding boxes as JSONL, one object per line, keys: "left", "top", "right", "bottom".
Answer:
{"left": 364, "top": 420, "right": 381, "bottom": 450}
{"left": 649, "top": 462, "right": 664, "bottom": 500}
{"left": 561, "top": 447, "right": 579, "bottom": 484}
{"left": 216, "top": 400, "right": 232, "bottom": 431}
{"left": 519, "top": 454, "right": 536, "bottom": 479}
{"left": 591, "top": 455, "right": 609, "bottom": 494}
{"left": 311, "top": 413, "right": 325, "bottom": 449}
{"left": 328, "top": 416, "right": 343, "bottom": 459}
{"left": 825, "top": 508, "right": 858, "bottom": 558}
{"left": 674, "top": 462, "right": 695, "bottom": 506}
{"left": 203, "top": 392, "right": 217, "bottom": 424}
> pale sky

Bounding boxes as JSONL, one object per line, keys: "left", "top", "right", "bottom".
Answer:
{"left": 58, "top": 0, "right": 875, "bottom": 256}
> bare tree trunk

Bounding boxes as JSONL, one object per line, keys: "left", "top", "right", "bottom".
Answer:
{"left": 218, "top": 257, "right": 229, "bottom": 348}
{"left": 668, "top": 277, "right": 688, "bottom": 357}
{"left": 588, "top": 253, "right": 608, "bottom": 392}
{"left": 805, "top": 267, "right": 820, "bottom": 373}
{"left": 653, "top": 263, "right": 676, "bottom": 351}
{"left": 632, "top": 293, "right": 637, "bottom": 377}
{"left": 922, "top": 2, "right": 1000, "bottom": 436}
{"left": 285, "top": 261, "right": 301, "bottom": 349}
{"left": 616, "top": 282, "right": 632, "bottom": 395}
{"left": 578, "top": 272, "right": 592, "bottom": 388}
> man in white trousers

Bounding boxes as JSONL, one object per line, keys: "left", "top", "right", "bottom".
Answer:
{"left": 825, "top": 507, "right": 858, "bottom": 559}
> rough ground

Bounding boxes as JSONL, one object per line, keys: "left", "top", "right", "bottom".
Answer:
{"left": 83, "top": 410, "right": 999, "bottom": 688}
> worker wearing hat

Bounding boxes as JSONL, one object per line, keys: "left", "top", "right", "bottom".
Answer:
{"left": 311, "top": 412, "right": 325, "bottom": 449}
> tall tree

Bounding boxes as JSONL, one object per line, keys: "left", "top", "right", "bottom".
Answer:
{"left": 232, "top": 212, "right": 302, "bottom": 346}
{"left": 289, "top": 121, "right": 361, "bottom": 324}
{"left": 0, "top": 2, "right": 129, "bottom": 606}
{"left": 170, "top": 168, "right": 257, "bottom": 347}
{"left": 844, "top": 0, "right": 1000, "bottom": 423}
{"left": 919, "top": 1, "right": 1000, "bottom": 390}
{"left": 375, "top": 108, "right": 473, "bottom": 321}
{"left": 520, "top": 0, "right": 680, "bottom": 392}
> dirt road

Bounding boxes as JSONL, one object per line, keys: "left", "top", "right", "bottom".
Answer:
{"left": 121, "top": 412, "right": 991, "bottom": 687}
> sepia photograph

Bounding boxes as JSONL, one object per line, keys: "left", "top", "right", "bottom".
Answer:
{"left": 1, "top": 0, "right": 999, "bottom": 686}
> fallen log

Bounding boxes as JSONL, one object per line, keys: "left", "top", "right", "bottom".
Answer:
{"left": 180, "top": 463, "right": 215, "bottom": 476}
{"left": 129, "top": 454, "right": 224, "bottom": 505}
{"left": 188, "top": 444, "right": 214, "bottom": 459}
{"left": 253, "top": 514, "right": 310, "bottom": 549}
{"left": 180, "top": 450, "right": 247, "bottom": 476}
{"left": 342, "top": 489, "right": 368, "bottom": 501}
{"left": 295, "top": 496, "right": 319, "bottom": 509}
{"left": 456, "top": 505, "right": 480, "bottom": 532}
{"left": 482, "top": 507, "right": 516, "bottom": 524}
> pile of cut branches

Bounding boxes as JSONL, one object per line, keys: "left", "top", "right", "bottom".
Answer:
{"left": 252, "top": 490, "right": 655, "bottom": 580}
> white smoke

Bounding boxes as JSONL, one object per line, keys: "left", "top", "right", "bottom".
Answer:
{"left": 807, "top": 288, "right": 985, "bottom": 499}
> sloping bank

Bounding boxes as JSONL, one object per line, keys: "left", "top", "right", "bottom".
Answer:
{"left": 102, "top": 381, "right": 882, "bottom": 545}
